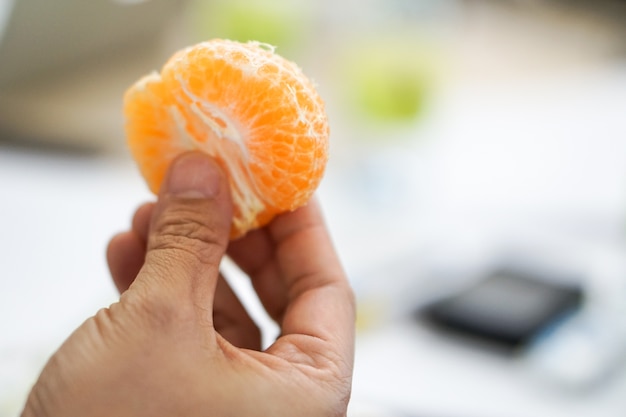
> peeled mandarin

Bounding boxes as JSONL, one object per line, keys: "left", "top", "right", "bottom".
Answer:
{"left": 123, "top": 39, "right": 329, "bottom": 238}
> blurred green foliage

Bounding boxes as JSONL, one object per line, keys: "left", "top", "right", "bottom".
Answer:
{"left": 188, "top": 0, "right": 314, "bottom": 60}
{"left": 341, "top": 38, "right": 437, "bottom": 127}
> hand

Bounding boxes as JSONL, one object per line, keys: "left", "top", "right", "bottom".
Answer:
{"left": 22, "top": 152, "right": 355, "bottom": 417}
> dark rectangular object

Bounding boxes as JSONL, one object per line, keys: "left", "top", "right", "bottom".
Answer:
{"left": 420, "top": 269, "right": 583, "bottom": 351}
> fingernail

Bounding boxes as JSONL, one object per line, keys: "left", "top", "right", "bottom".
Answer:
{"left": 165, "top": 153, "right": 222, "bottom": 198}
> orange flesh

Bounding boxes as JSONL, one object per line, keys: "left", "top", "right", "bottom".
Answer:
{"left": 123, "top": 40, "right": 329, "bottom": 238}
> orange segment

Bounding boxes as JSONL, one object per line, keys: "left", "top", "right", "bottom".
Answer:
{"left": 123, "top": 39, "right": 329, "bottom": 239}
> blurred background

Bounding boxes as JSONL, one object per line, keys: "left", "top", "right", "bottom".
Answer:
{"left": 1, "top": 0, "right": 626, "bottom": 415}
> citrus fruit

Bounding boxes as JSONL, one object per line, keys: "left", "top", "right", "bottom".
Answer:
{"left": 123, "top": 39, "right": 329, "bottom": 239}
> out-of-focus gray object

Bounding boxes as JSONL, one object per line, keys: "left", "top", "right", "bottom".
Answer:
{"left": 0, "top": 0, "right": 187, "bottom": 152}
{"left": 0, "top": 0, "right": 183, "bottom": 88}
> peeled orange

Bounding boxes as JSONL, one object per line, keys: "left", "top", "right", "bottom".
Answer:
{"left": 123, "top": 39, "right": 329, "bottom": 239}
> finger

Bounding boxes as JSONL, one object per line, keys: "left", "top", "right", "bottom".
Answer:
{"left": 132, "top": 202, "right": 155, "bottom": 243}
{"left": 227, "top": 229, "right": 288, "bottom": 323}
{"left": 106, "top": 231, "right": 146, "bottom": 293}
{"left": 106, "top": 202, "right": 154, "bottom": 293}
{"left": 266, "top": 200, "right": 355, "bottom": 366}
{"left": 131, "top": 152, "right": 233, "bottom": 317}
{"left": 213, "top": 275, "right": 261, "bottom": 350}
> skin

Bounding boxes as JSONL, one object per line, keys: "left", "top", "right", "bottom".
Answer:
{"left": 21, "top": 152, "right": 356, "bottom": 417}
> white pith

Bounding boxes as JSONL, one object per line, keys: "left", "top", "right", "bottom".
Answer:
{"left": 171, "top": 73, "right": 267, "bottom": 232}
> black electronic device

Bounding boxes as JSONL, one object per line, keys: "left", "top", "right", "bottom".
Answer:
{"left": 420, "top": 268, "right": 583, "bottom": 351}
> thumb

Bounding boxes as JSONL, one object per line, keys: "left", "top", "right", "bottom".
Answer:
{"left": 134, "top": 152, "right": 233, "bottom": 302}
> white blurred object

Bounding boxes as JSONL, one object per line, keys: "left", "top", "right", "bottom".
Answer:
{"left": 528, "top": 312, "right": 626, "bottom": 387}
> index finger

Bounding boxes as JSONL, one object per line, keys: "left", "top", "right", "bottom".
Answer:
{"left": 266, "top": 200, "right": 356, "bottom": 368}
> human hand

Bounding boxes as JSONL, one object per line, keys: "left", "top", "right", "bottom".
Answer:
{"left": 22, "top": 152, "right": 355, "bottom": 417}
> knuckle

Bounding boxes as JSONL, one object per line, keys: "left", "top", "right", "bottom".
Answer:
{"left": 150, "top": 203, "right": 227, "bottom": 263}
